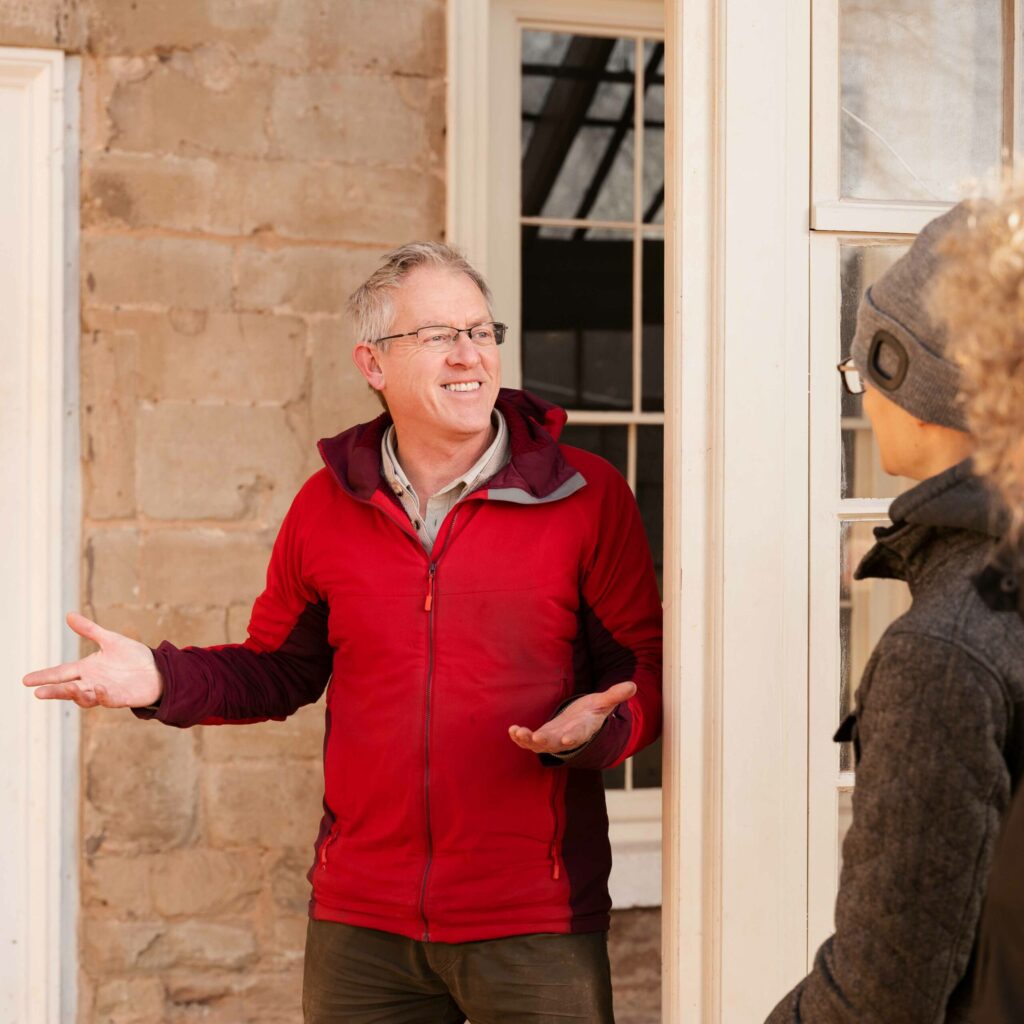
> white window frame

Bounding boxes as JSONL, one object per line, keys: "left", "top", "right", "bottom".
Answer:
{"left": 0, "top": 47, "right": 80, "bottom": 1024}
{"left": 448, "top": 0, "right": 666, "bottom": 910}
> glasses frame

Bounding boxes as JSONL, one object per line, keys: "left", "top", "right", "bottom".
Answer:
{"left": 836, "top": 357, "right": 865, "bottom": 396}
{"left": 371, "top": 321, "right": 508, "bottom": 348}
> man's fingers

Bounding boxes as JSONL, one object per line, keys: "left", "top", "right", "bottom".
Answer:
{"left": 66, "top": 611, "right": 107, "bottom": 647}
{"left": 601, "top": 681, "right": 637, "bottom": 706}
{"left": 23, "top": 662, "right": 82, "bottom": 687}
{"left": 31, "top": 681, "right": 96, "bottom": 706}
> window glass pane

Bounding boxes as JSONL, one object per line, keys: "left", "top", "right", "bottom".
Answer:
{"left": 522, "top": 226, "right": 633, "bottom": 409}
{"left": 521, "top": 31, "right": 636, "bottom": 221}
{"left": 839, "top": 521, "right": 912, "bottom": 770}
{"left": 642, "top": 235, "right": 664, "bottom": 412}
{"left": 637, "top": 425, "right": 664, "bottom": 594}
{"left": 840, "top": 0, "right": 1003, "bottom": 201}
{"left": 838, "top": 787, "right": 853, "bottom": 870}
{"left": 559, "top": 424, "right": 629, "bottom": 478}
{"left": 633, "top": 736, "right": 662, "bottom": 788}
{"left": 839, "top": 243, "right": 914, "bottom": 499}
{"left": 642, "top": 41, "right": 665, "bottom": 224}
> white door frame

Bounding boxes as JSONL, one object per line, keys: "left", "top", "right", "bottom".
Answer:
{"left": 665, "top": 0, "right": 812, "bottom": 1019}
{"left": 0, "top": 46, "right": 79, "bottom": 1024}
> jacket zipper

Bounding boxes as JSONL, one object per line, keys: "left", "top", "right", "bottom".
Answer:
{"left": 417, "top": 510, "right": 462, "bottom": 940}
{"left": 549, "top": 768, "right": 567, "bottom": 881}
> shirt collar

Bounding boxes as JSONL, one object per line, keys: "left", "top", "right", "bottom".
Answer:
{"left": 381, "top": 410, "right": 509, "bottom": 501}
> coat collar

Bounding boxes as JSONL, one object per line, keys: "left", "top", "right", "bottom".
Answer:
{"left": 316, "top": 388, "right": 582, "bottom": 504}
{"left": 855, "top": 458, "right": 1009, "bottom": 584}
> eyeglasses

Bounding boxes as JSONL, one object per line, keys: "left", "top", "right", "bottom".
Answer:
{"left": 371, "top": 322, "right": 507, "bottom": 349}
{"left": 837, "top": 357, "right": 865, "bottom": 396}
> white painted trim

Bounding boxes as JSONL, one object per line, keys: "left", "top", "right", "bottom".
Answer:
{"left": 664, "top": 0, "right": 813, "bottom": 1018}
{"left": 662, "top": 0, "right": 720, "bottom": 1013}
{"left": 0, "top": 45, "right": 75, "bottom": 1024}
{"left": 812, "top": 199, "right": 954, "bottom": 235}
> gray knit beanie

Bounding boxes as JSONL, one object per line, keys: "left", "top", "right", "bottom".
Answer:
{"left": 850, "top": 203, "right": 969, "bottom": 432}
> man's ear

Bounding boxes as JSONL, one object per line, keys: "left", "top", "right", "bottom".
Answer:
{"left": 353, "top": 343, "right": 385, "bottom": 393}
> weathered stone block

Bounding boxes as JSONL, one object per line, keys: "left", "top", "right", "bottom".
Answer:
{"left": 269, "top": 72, "right": 437, "bottom": 167}
{"left": 208, "top": 159, "right": 443, "bottom": 244}
{"left": 310, "top": 318, "right": 383, "bottom": 443}
{"left": 106, "top": 56, "right": 272, "bottom": 159}
{"left": 136, "top": 404, "right": 306, "bottom": 522}
{"left": 227, "top": 602, "right": 252, "bottom": 643}
{"left": 91, "top": 604, "right": 227, "bottom": 650}
{"left": 81, "top": 919, "right": 165, "bottom": 973}
{"left": 86, "top": 529, "right": 140, "bottom": 609}
{"left": 0, "top": 0, "right": 83, "bottom": 48}
{"left": 139, "top": 310, "right": 307, "bottom": 404}
{"left": 150, "top": 848, "right": 262, "bottom": 917}
{"left": 165, "top": 969, "right": 303, "bottom": 1022}
{"left": 85, "top": 0, "right": 278, "bottom": 56}
{"left": 233, "top": 245, "right": 386, "bottom": 316}
{"left": 83, "top": 235, "right": 232, "bottom": 310}
{"left": 268, "top": 847, "right": 312, "bottom": 914}
{"left": 82, "top": 329, "right": 138, "bottom": 519}
{"left": 205, "top": 760, "right": 323, "bottom": 849}
{"left": 201, "top": 700, "right": 326, "bottom": 762}
{"left": 82, "top": 854, "right": 152, "bottom": 917}
{"left": 85, "top": 720, "right": 198, "bottom": 851}
{"left": 93, "top": 976, "right": 166, "bottom": 1024}
{"left": 137, "top": 920, "right": 258, "bottom": 970}
{"left": 84, "top": 151, "right": 218, "bottom": 232}
{"left": 138, "top": 529, "right": 273, "bottom": 607}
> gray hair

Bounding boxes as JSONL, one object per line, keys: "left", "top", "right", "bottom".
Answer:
{"left": 347, "top": 241, "right": 493, "bottom": 350}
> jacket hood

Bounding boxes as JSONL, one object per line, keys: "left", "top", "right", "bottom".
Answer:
{"left": 855, "top": 458, "right": 1008, "bottom": 583}
{"left": 316, "top": 387, "right": 578, "bottom": 503}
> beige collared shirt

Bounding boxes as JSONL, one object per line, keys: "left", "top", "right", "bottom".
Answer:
{"left": 381, "top": 411, "right": 510, "bottom": 552}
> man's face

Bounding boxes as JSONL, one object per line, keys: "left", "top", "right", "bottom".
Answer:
{"left": 355, "top": 265, "right": 501, "bottom": 445}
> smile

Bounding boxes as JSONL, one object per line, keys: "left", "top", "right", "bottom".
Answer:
{"left": 442, "top": 382, "right": 482, "bottom": 392}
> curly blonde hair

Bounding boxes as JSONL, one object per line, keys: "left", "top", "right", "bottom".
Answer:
{"left": 929, "top": 180, "right": 1024, "bottom": 541}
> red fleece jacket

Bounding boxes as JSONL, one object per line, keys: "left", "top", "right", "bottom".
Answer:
{"left": 139, "top": 389, "right": 663, "bottom": 942}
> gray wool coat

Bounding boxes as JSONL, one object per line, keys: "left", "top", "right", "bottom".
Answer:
{"left": 767, "top": 459, "right": 1024, "bottom": 1024}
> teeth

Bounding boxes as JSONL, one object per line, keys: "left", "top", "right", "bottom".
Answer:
{"left": 443, "top": 382, "right": 481, "bottom": 392}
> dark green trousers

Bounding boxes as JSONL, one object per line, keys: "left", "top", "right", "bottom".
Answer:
{"left": 302, "top": 920, "right": 615, "bottom": 1024}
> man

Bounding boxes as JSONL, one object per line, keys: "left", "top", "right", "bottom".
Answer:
{"left": 24, "top": 242, "right": 663, "bottom": 1024}
{"left": 767, "top": 205, "right": 1024, "bottom": 1023}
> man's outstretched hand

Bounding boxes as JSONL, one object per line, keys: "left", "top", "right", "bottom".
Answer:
{"left": 508, "top": 681, "right": 636, "bottom": 755}
{"left": 22, "top": 612, "right": 163, "bottom": 710}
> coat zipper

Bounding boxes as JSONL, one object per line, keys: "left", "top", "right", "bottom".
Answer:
{"left": 549, "top": 768, "right": 567, "bottom": 881}
{"left": 416, "top": 509, "right": 461, "bottom": 941}
{"left": 318, "top": 826, "right": 338, "bottom": 871}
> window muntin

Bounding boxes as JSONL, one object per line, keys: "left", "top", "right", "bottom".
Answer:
{"left": 521, "top": 27, "right": 665, "bottom": 795}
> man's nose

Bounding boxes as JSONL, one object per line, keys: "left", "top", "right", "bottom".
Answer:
{"left": 447, "top": 330, "right": 481, "bottom": 364}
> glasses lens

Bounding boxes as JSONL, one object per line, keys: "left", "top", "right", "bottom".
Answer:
{"left": 844, "top": 367, "right": 863, "bottom": 394}
{"left": 469, "top": 323, "right": 497, "bottom": 345}
{"left": 417, "top": 326, "right": 458, "bottom": 346}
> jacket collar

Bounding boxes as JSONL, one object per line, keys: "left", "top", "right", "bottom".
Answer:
{"left": 316, "top": 388, "right": 582, "bottom": 504}
{"left": 855, "top": 458, "right": 1008, "bottom": 583}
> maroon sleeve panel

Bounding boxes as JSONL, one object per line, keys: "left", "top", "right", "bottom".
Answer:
{"left": 134, "top": 477, "right": 335, "bottom": 728}
{"left": 567, "top": 464, "right": 663, "bottom": 771}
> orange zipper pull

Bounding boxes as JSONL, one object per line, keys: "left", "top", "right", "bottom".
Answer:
{"left": 424, "top": 564, "right": 436, "bottom": 612}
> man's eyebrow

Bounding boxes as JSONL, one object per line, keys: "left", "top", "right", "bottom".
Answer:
{"left": 411, "top": 317, "right": 494, "bottom": 330}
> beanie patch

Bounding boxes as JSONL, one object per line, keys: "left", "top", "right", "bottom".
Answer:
{"left": 867, "top": 331, "right": 909, "bottom": 391}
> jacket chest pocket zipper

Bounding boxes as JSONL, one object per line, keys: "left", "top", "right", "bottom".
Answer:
{"left": 319, "top": 829, "right": 339, "bottom": 871}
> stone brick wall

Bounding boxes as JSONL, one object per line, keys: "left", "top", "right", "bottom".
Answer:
{"left": 1, "top": 1, "right": 661, "bottom": 1020}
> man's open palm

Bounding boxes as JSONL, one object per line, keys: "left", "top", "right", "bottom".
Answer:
{"left": 22, "top": 612, "right": 163, "bottom": 709}
{"left": 508, "top": 681, "right": 636, "bottom": 755}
